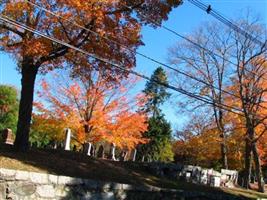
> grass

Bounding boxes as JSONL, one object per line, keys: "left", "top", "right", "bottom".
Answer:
{"left": 1, "top": 144, "right": 267, "bottom": 199}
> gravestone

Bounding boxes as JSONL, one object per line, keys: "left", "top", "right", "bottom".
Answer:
{"left": 90, "top": 144, "right": 96, "bottom": 157}
{"left": 97, "top": 145, "right": 105, "bottom": 159}
{"left": 130, "top": 149, "right": 137, "bottom": 161}
{"left": 119, "top": 151, "right": 128, "bottom": 161}
{"left": 108, "top": 143, "right": 116, "bottom": 160}
{"left": 210, "top": 175, "right": 221, "bottom": 187}
{"left": 132, "top": 149, "right": 137, "bottom": 161}
{"left": 1, "top": 128, "right": 14, "bottom": 145}
{"left": 84, "top": 142, "right": 92, "bottom": 156}
{"left": 221, "top": 169, "right": 238, "bottom": 188}
{"left": 64, "top": 128, "right": 71, "bottom": 151}
{"left": 200, "top": 169, "right": 208, "bottom": 185}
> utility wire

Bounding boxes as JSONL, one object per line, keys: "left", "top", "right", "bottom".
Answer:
{"left": 0, "top": 14, "right": 247, "bottom": 117}
{"left": 123, "top": 1, "right": 267, "bottom": 82}
{"left": 188, "top": 0, "right": 265, "bottom": 46}
{"left": 21, "top": 0, "right": 267, "bottom": 108}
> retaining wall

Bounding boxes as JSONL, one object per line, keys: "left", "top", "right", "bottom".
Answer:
{"left": 0, "top": 168, "right": 249, "bottom": 200}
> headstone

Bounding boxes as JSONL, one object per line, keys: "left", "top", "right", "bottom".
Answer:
{"left": 200, "top": 169, "right": 208, "bottom": 185}
{"left": 1, "top": 128, "right": 14, "bottom": 145}
{"left": 108, "top": 143, "right": 116, "bottom": 160}
{"left": 221, "top": 169, "right": 238, "bottom": 188}
{"left": 186, "top": 172, "right": 191, "bottom": 182}
{"left": 141, "top": 155, "right": 145, "bottom": 162}
{"left": 132, "top": 149, "right": 137, "bottom": 161}
{"left": 97, "top": 145, "right": 105, "bottom": 159}
{"left": 90, "top": 144, "right": 96, "bottom": 157}
{"left": 64, "top": 128, "right": 71, "bottom": 151}
{"left": 191, "top": 166, "right": 202, "bottom": 184}
{"left": 84, "top": 142, "right": 92, "bottom": 156}
{"left": 119, "top": 151, "right": 128, "bottom": 161}
{"left": 210, "top": 176, "right": 221, "bottom": 187}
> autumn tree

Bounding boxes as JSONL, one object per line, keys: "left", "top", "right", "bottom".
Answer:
{"left": 34, "top": 71, "right": 148, "bottom": 151}
{"left": 228, "top": 56, "right": 267, "bottom": 192}
{"left": 0, "top": 0, "right": 182, "bottom": 151}
{"left": 0, "top": 85, "right": 18, "bottom": 133}
{"left": 169, "top": 14, "right": 267, "bottom": 192}
{"left": 168, "top": 21, "right": 234, "bottom": 169}
{"left": 173, "top": 115, "right": 244, "bottom": 170}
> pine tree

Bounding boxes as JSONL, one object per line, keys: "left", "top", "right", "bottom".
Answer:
{"left": 139, "top": 67, "right": 174, "bottom": 162}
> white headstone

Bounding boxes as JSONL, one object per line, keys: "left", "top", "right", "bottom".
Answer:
{"left": 210, "top": 176, "right": 221, "bottom": 187}
{"left": 110, "top": 143, "right": 116, "bottom": 160}
{"left": 64, "top": 128, "right": 71, "bottom": 151}
{"left": 85, "top": 142, "right": 92, "bottom": 156}
{"left": 132, "top": 149, "right": 137, "bottom": 161}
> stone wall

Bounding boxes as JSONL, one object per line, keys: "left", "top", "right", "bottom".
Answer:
{"left": 0, "top": 168, "right": 250, "bottom": 200}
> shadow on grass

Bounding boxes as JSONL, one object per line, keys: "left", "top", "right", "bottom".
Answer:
{"left": 0, "top": 144, "right": 264, "bottom": 200}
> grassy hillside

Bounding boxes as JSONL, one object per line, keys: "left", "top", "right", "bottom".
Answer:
{"left": 0, "top": 144, "right": 266, "bottom": 199}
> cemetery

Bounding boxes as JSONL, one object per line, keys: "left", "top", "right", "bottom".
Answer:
{"left": 0, "top": 1, "right": 266, "bottom": 199}
{"left": 1, "top": 129, "right": 267, "bottom": 199}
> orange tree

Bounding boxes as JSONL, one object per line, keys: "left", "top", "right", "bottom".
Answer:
{"left": 0, "top": 0, "right": 182, "bottom": 151}
{"left": 33, "top": 71, "right": 148, "bottom": 150}
{"left": 227, "top": 56, "right": 267, "bottom": 191}
{"left": 173, "top": 116, "right": 245, "bottom": 170}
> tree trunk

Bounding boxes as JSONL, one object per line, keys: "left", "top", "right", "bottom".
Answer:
{"left": 252, "top": 143, "right": 265, "bottom": 193}
{"left": 14, "top": 60, "right": 38, "bottom": 152}
{"left": 243, "top": 139, "right": 252, "bottom": 189}
{"left": 218, "top": 109, "right": 228, "bottom": 169}
{"left": 220, "top": 132, "right": 228, "bottom": 169}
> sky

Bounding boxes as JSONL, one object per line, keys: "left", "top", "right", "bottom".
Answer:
{"left": 1, "top": 0, "right": 266, "bottom": 130}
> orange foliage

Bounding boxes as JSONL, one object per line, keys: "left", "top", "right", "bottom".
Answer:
{"left": 225, "top": 56, "right": 267, "bottom": 166}
{"left": 34, "top": 72, "right": 148, "bottom": 150}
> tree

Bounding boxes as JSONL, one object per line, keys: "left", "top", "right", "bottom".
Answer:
{"left": 139, "top": 115, "right": 174, "bottom": 162}
{"left": 228, "top": 56, "right": 267, "bottom": 192}
{"left": 139, "top": 67, "right": 174, "bottom": 162}
{"left": 0, "top": 85, "right": 18, "bottom": 133}
{"left": 173, "top": 115, "right": 245, "bottom": 170}
{"left": 168, "top": 21, "right": 233, "bottom": 169}
{"left": 34, "top": 71, "right": 149, "bottom": 150}
{"left": 169, "top": 15, "right": 267, "bottom": 192}
{"left": 143, "top": 67, "right": 171, "bottom": 117}
{"left": 0, "top": 0, "right": 182, "bottom": 151}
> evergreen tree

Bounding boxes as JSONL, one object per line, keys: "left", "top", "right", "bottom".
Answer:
{"left": 143, "top": 67, "right": 170, "bottom": 118}
{"left": 139, "top": 67, "right": 174, "bottom": 162}
{"left": 0, "top": 85, "right": 19, "bottom": 133}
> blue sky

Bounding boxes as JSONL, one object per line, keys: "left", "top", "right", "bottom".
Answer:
{"left": 1, "top": 0, "right": 266, "bottom": 130}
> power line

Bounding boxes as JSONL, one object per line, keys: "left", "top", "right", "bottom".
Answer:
{"left": 123, "top": 1, "right": 267, "bottom": 82}
{"left": 0, "top": 14, "right": 247, "bottom": 117}
{"left": 188, "top": 0, "right": 265, "bottom": 46}
{"left": 21, "top": 0, "right": 267, "bottom": 108}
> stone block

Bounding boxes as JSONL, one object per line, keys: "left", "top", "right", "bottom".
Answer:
{"left": 150, "top": 186, "right": 161, "bottom": 192}
{"left": 58, "top": 176, "right": 82, "bottom": 185}
{"left": 36, "top": 185, "right": 55, "bottom": 198}
{"left": 83, "top": 179, "right": 98, "bottom": 189}
{"left": 15, "top": 170, "right": 29, "bottom": 180}
{"left": 122, "top": 184, "right": 133, "bottom": 190}
{"left": 98, "top": 182, "right": 112, "bottom": 191}
{"left": 29, "top": 172, "right": 48, "bottom": 184}
{"left": 0, "top": 183, "right": 6, "bottom": 200}
{"left": 112, "top": 183, "right": 123, "bottom": 190}
{"left": 55, "top": 186, "right": 68, "bottom": 197}
{"left": 48, "top": 174, "right": 58, "bottom": 185}
{"left": 13, "top": 182, "right": 36, "bottom": 197}
{"left": 89, "top": 192, "right": 115, "bottom": 200}
{"left": 0, "top": 168, "right": 16, "bottom": 177}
